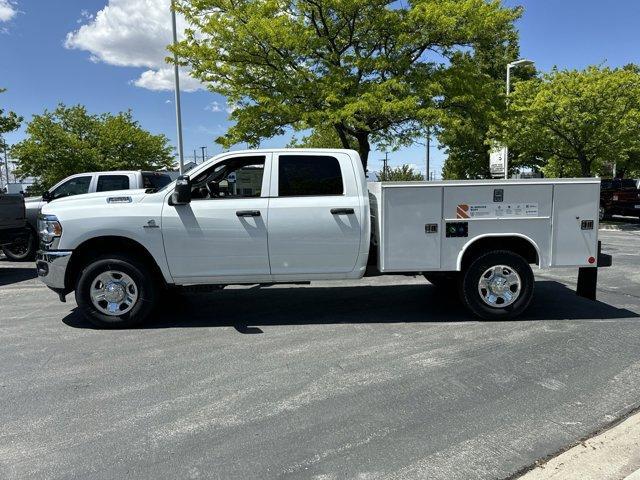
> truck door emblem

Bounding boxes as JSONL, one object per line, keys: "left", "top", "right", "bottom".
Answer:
{"left": 143, "top": 219, "right": 159, "bottom": 229}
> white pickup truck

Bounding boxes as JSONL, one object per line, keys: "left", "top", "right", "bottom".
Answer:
{"left": 36, "top": 149, "right": 611, "bottom": 328}
{"left": 4, "top": 170, "right": 173, "bottom": 261}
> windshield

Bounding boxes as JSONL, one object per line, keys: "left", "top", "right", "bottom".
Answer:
{"left": 619, "top": 179, "right": 637, "bottom": 189}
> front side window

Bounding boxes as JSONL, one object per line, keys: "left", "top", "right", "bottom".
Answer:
{"left": 51, "top": 176, "right": 92, "bottom": 199}
{"left": 142, "top": 172, "right": 172, "bottom": 190}
{"left": 189, "top": 156, "right": 265, "bottom": 200}
{"left": 96, "top": 175, "right": 130, "bottom": 192}
{"left": 278, "top": 155, "right": 343, "bottom": 197}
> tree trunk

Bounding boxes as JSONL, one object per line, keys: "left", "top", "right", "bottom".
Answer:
{"left": 354, "top": 131, "right": 370, "bottom": 172}
{"left": 578, "top": 152, "right": 591, "bottom": 177}
{"left": 334, "top": 125, "right": 351, "bottom": 150}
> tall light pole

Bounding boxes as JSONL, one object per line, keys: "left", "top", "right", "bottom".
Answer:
{"left": 171, "top": 0, "right": 185, "bottom": 174}
{"left": 505, "top": 58, "right": 534, "bottom": 179}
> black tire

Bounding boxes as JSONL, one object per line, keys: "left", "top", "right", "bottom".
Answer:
{"left": 460, "top": 250, "right": 534, "bottom": 320}
{"left": 2, "top": 229, "right": 37, "bottom": 261}
{"left": 75, "top": 254, "right": 158, "bottom": 328}
{"left": 424, "top": 272, "right": 461, "bottom": 293}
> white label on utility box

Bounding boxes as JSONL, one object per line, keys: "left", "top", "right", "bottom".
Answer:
{"left": 457, "top": 203, "right": 538, "bottom": 218}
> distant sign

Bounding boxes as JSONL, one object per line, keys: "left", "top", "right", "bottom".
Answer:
{"left": 490, "top": 146, "right": 507, "bottom": 177}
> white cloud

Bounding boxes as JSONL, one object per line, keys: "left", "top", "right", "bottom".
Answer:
{"left": 133, "top": 67, "right": 203, "bottom": 92}
{"left": 205, "top": 101, "right": 222, "bottom": 112}
{"left": 65, "top": 0, "right": 205, "bottom": 92}
{"left": 0, "top": 0, "right": 17, "bottom": 22}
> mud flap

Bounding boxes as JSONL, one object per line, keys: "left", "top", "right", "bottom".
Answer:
{"left": 576, "top": 267, "right": 598, "bottom": 300}
{"left": 576, "top": 241, "right": 612, "bottom": 301}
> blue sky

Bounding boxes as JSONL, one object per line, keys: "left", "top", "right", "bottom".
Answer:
{"left": 1, "top": 0, "right": 639, "bottom": 177}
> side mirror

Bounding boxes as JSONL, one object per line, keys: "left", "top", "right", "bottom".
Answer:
{"left": 170, "top": 175, "right": 191, "bottom": 205}
{"left": 42, "top": 191, "right": 53, "bottom": 202}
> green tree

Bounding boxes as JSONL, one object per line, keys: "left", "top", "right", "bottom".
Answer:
{"left": 288, "top": 125, "right": 358, "bottom": 151}
{"left": 0, "top": 88, "right": 22, "bottom": 138}
{"left": 174, "top": 0, "right": 521, "bottom": 170}
{"left": 12, "top": 104, "right": 174, "bottom": 193}
{"left": 377, "top": 164, "right": 424, "bottom": 181}
{"left": 492, "top": 65, "right": 640, "bottom": 177}
{"left": 0, "top": 88, "right": 23, "bottom": 172}
{"left": 438, "top": 31, "right": 536, "bottom": 179}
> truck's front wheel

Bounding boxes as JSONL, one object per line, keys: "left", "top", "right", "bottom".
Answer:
{"left": 75, "top": 255, "right": 157, "bottom": 328}
{"left": 2, "top": 229, "right": 37, "bottom": 261}
{"left": 460, "top": 250, "right": 534, "bottom": 320}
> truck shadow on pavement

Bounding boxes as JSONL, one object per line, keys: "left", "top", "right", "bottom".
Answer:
{"left": 0, "top": 266, "right": 37, "bottom": 286}
{"left": 62, "top": 280, "right": 638, "bottom": 331}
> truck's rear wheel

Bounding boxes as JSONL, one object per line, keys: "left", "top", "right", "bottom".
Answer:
{"left": 75, "top": 255, "right": 157, "bottom": 328}
{"left": 460, "top": 250, "right": 534, "bottom": 320}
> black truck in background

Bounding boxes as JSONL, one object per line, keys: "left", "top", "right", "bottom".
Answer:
{"left": 600, "top": 178, "right": 640, "bottom": 220}
{"left": 0, "top": 193, "right": 28, "bottom": 254}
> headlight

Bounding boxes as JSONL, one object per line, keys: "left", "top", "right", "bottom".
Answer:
{"left": 38, "top": 214, "right": 63, "bottom": 245}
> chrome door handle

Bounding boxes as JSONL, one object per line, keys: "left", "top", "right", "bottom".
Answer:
{"left": 331, "top": 208, "right": 355, "bottom": 215}
{"left": 236, "top": 210, "right": 261, "bottom": 217}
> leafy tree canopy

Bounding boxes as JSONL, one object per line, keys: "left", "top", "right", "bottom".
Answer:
{"left": 377, "top": 163, "right": 424, "bottom": 181}
{"left": 0, "top": 88, "right": 23, "bottom": 140}
{"left": 288, "top": 125, "right": 358, "bottom": 150}
{"left": 174, "top": 0, "right": 521, "bottom": 169}
{"left": 491, "top": 65, "right": 640, "bottom": 177}
{"left": 12, "top": 104, "right": 174, "bottom": 193}
{"left": 438, "top": 36, "right": 536, "bottom": 179}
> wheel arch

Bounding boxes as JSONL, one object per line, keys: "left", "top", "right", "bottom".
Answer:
{"left": 64, "top": 235, "right": 169, "bottom": 292}
{"left": 457, "top": 234, "right": 541, "bottom": 271}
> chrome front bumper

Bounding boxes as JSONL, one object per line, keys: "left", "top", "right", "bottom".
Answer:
{"left": 36, "top": 250, "right": 72, "bottom": 292}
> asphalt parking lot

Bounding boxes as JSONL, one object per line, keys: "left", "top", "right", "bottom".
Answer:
{"left": 2, "top": 229, "right": 640, "bottom": 480}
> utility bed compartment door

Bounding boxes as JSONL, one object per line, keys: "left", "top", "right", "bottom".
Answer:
{"left": 552, "top": 183, "right": 599, "bottom": 266}
{"left": 382, "top": 186, "right": 442, "bottom": 271}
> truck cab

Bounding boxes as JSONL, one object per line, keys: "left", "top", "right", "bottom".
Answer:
{"left": 163, "top": 150, "right": 369, "bottom": 284}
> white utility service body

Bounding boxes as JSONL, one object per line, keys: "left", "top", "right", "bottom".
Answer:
{"left": 35, "top": 148, "right": 610, "bottom": 328}
{"left": 369, "top": 178, "right": 601, "bottom": 272}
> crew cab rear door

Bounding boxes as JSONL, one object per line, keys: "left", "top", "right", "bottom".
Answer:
{"left": 267, "top": 152, "right": 362, "bottom": 276}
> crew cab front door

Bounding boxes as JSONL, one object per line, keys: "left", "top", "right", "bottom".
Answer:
{"left": 267, "top": 153, "right": 362, "bottom": 277}
{"left": 161, "top": 153, "right": 272, "bottom": 283}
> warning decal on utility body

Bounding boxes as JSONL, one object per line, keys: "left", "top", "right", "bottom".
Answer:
{"left": 456, "top": 203, "right": 538, "bottom": 219}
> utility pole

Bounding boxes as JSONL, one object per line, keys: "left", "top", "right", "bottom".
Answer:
{"left": 425, "top": 127, "right": 431, "bottom": 181}
{"left": 381, "top": 152, "right": 389, "bottom": 181}
{"left": 171, "top": 0, "right": 185, "bottom": 174}
{"left": 200, "top": 146, "right": 207, "bottom": 163}
{"left": 193, "top": 149, "right": 197, "bottom": 164}
{"left": 2, "top": 139, "right": 9, "bottom": 189}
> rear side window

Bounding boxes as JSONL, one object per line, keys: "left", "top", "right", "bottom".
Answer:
{"left": 278, "top": 155, "right": 344, "bottom": 197}
{"left": 142, "top": 172, "right": 172, "bottom": 190}
{"left": 96, "top": 175, "right": 130, "bottom": 192}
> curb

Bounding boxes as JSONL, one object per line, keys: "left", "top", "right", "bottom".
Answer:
{"left": 516, "top": 408, "right": 640, "bottom": 480}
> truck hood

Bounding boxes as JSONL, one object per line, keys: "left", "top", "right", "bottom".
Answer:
{"left": 42, "top": 189, "right": 148, "bottom": 209}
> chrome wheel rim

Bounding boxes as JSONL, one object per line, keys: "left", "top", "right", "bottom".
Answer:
{"left": 478, "top": 265, "right": 521, "bottom": 308}
{"left": 90, "top": 270, "right": 138, "bottom": 316}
